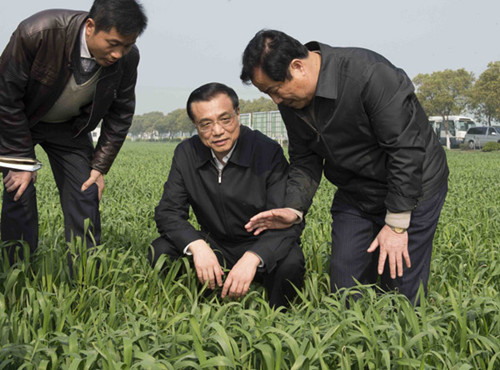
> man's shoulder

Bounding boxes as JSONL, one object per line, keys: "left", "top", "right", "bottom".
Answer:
{"left": 121, "top": 44, "right": 140, "bottom": 66}
{"left": 316, "top": 42, "right": 390, "bottom": 65}
{"left": 241, "top": 125, "right": 281, "bottom": 150}
{"left": 18, "top": 9, "right": 87, "bottom": 37}
{"left": 174, "top": 135, "right": 205, "bottom": 158}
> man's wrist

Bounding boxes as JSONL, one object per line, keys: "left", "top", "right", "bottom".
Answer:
{"left": 286, "top": 208, "right": 303, "bottom": 224}
{"left": 387, "top": 225, "right": 407, "bottom": 234}
{"left": 243, "top": 251, "right": 262, "bottom": 268}
{"left": 186, "top": 239, "right": 207, "bottom": 255}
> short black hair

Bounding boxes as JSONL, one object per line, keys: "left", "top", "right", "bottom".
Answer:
{"left": 186, "top": 83, "right": 239, "bottom": 122}
{"left": 240, "top": 29, "right": 309, "bottom": 84}
{"left": 89, "top": 0, "right": 147, "bottom": 36}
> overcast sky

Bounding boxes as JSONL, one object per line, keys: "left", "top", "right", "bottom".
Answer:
{"left": 1, "top": 0, "right": 499, "bottom": 114}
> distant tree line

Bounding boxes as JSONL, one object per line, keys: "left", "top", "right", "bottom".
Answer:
{"left": 129, "top": 97, "right": 277, "bottom": 138}
{"left": 130, "top": 61, "right": 499, "bottom": 138}
{"left": 413, "top": 61, "right": 500, "bottom": 125}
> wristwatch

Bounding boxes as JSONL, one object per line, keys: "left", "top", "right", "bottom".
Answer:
{"left": 389, "top": 225, "right": 407, "bottom": 234}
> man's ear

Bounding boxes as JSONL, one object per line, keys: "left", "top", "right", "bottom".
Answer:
{"left": 85, "top": 18, "right": 96, "bottom": 37}
{"left": 289, "top": 58, "right": 306, "bottom": 76}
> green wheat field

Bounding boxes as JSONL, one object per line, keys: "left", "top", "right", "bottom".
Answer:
{"left": 1, "top": 142, "right": 499, "bottom": 369}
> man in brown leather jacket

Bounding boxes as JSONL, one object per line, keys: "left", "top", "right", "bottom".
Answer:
{"left": 0, "top": 0, "right": 147, "bottom": 263}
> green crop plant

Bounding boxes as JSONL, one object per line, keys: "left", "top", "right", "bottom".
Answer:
{"left": 1, "top": 143, "right": 499, "bottom": 369}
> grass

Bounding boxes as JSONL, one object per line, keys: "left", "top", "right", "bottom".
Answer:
{"left": 1, "top": 142, "right": 499, "bottom": 369}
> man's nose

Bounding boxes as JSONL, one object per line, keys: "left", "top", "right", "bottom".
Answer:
{"left": 270, "top": 93, "right": 282, "bottom": 105}
{"left": 212, "top": 121, "right": 225, "bottom": 135}
{"left": 110, "top": 48, "right": 124, "bottom": 60}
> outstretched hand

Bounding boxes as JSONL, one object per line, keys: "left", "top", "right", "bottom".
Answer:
{"left": 244, "top": 208, "right": 298, "bottom": 235}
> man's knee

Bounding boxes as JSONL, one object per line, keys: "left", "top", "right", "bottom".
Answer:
{"left": 148, "top": 237, "right": 180, "bottom": 267}
{"left": 275, "top": 245, "right": 305, "bottom": 283}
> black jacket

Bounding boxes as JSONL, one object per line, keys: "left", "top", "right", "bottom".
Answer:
{"left": 280, "top": 42, "right": 449, "bottom": 214}
{"left": 154, "top": 126, "right": 302, "bottom": 273}
{"left": 0, "top": 9, "right": 139, "bottom": 174}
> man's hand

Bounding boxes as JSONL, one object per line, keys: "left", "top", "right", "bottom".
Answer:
{"left": 245, "top": 208, "right": 298, "bottom": 236}
{"left": 367, "top": 225, "right": 411, "bottom": 279}
{"left": 189, "top": 240, "right": 224, "bottom": 289}
{"left": 3, "top": 170, "right": 37, "bottom": 201}
{"left": 221, "top": 252, "right": 260, "bottom": 299}
{"left": 81, "top": 169, "right": 104, "bottom": 200}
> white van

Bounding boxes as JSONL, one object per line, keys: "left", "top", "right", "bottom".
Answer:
{"left": 428, "top": 116, "right": 476, "bottom": 147}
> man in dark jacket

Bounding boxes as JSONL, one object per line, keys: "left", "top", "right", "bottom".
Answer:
{"left": 241, "top": 30, "right": 448, "bottom": 304}
{"left": 151, "top": 82, "right": 304, "bottom": 308}
{"left": 0, "top": 0, "right": 147, "bottom": 263}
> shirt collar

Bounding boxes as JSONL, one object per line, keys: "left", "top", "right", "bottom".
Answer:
{"left": 194, "top": 125, "right": 253, "bottom": 169}
{"left": 80, "top": 24, "right": 94, "bottom": 60}
{"left": 211, "top": 140, "right": 238, "bottom": 170}
{"left": 305, "top": 41, "right": 338, "bottom": 100}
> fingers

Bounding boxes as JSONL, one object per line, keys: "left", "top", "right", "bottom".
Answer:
{"left": 81, "top": 171, "right": 104, "bottom": 200}
{"left": 389, "top": 251, "right": 397, "bottom": 279}
{"left": 97, "top": 183, "right": 103, "bottom": 201}
{"left": 403, "top": 250, "right": 411, "bottom": 269}
{"left": 249, "top": 210, "right": 272, "bottom": 223}
{"left": 197, "top": 264, "right": 224, "bottom": 289}
{"left": 221, "top": 278, "right": 230, "bottom": 298}
{"left": 245, "top": 211, "right": 272, "bottom": 232}
{"left": 377, "top": 250, "right": 388, "bottom": 276}
{"left": 221, "top": 277, "right": 250, "bottom": 299}
{"left": 14, "top": 181, "right": 29, "bottom": 201}
{"left": 214, "top": 266, "right": 224, "bottom": 287}
{"left": 3, "top": 171, "right": 33, "bottom": 201}
{"left": 251, "top": 226, "right": 268, "bottom": 236}
{"left": 367, "top": 238, "right": 379, "bottom": 253}
{"left": 80, "top": 177, "right": 94, "bottom": 193}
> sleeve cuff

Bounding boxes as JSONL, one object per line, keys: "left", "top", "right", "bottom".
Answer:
{"left": 183, "top": 244, "right": 192, "bottom": 255}
{"left": 286, "top": 208, "right": 303, "bottom": 224}
{"left": 385, "top": 210, "right": 412, "bottom": 229}
{"left": 246, "top": 251, "right": 265, "bottom": 268}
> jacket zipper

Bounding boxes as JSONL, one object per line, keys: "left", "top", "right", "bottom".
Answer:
{"left": 210, "top": 161, "right": 234, "bottom": 238}
{"left": 211, "top": 161, "right": 223, "bottom": 184}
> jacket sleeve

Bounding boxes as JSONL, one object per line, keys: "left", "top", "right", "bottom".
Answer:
{"left": 154, "top": 146, "right": 204, "bottom": 253}
{"left": 362, "top": 62, "right": 426, "bottom": 212}
{"left": 0, "top": 26, "right": 36, "bottom": 158}
{"left": 247, "top": 144, "right": 304, "bottom": 273}
{"left": 91, "top": 46, "right": 139, "bottom": 174}
{"left": 279, "top": 108, "right": 323, "bottom": 214}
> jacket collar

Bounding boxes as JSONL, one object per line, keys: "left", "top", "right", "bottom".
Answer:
{"left": 305, "top": 41, "right": 338, "bottom": 101}
{"left": 193, "top": 125, "right": 253, "bottom": 169}
{"left": 65, "top": 13, "right": 89, "bottom": 65}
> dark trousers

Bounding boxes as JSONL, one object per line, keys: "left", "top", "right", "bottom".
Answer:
{"left": 1, "top": 122, "right": 101, "bottom": 263}
{"left": 329, "top": 183, "right": 448, "bottom": 304}
{"left": 149, "top": 235, "right": 305, "bottom": 308}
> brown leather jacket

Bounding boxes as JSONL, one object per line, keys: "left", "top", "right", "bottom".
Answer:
{"left": 0, "top": 9, "right": 140, "bottom": 174}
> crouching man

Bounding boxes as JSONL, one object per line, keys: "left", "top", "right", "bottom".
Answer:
{"left": 150, "top": 82, "right": 304, "bottom": 308}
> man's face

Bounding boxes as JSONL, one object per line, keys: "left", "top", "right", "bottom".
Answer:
{"left": 85, "top": 19, "right": 138, "bottom": 67}
{"left": 191, "top": 93, "right": 240, "bottom": 161}
{"left": 251, "top": 65, "right": 315, "bottom": 109}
